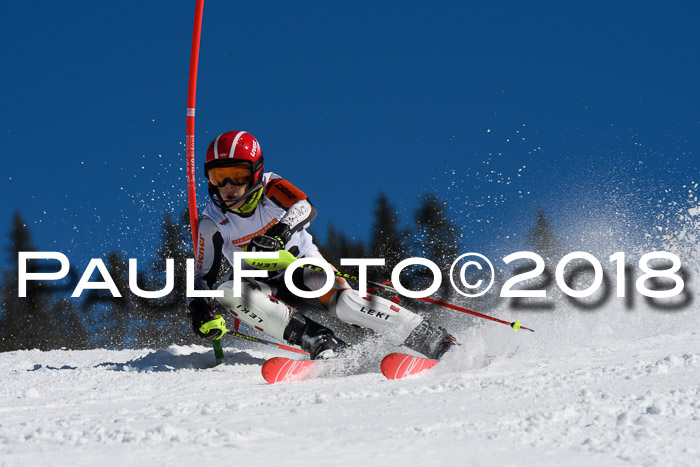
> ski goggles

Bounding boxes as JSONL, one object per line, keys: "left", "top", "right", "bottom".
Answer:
{"left": 208, "top": 165, "right": 252, "bottom": 187}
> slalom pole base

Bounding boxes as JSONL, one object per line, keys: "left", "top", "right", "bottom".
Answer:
{"left": 213, "top": 339, "right": 224, "bottom": 365}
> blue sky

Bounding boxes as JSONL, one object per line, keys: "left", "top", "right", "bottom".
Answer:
{"left": 1, "top": 1, "right": 698, "bottom": 268}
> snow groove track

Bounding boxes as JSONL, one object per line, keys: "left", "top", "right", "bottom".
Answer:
{"left": 2, "top": 332, "right": 700, "bottom": 467}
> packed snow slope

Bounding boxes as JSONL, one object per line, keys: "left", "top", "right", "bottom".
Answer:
{"left": 2, "top": 304, "right": 700, "bottom": 467}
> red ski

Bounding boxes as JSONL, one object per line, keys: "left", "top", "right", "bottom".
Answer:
{"left": 380, "top": 352, "right": 438, "bottom": 380}
{"left": 261, "top": 357, "right": 317, "bottom": 384}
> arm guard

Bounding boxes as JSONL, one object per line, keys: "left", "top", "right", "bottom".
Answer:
{"left": 279, "top": 198, "right": 317, "bottom": 235}
{"left": 265, "top": 178, "right": 318, "bottom": 234}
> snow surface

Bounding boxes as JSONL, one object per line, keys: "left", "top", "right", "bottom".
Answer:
{"left": 2, "top": 311, "right": 700, "bottom": 467}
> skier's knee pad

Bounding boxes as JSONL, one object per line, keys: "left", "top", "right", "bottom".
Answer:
{"left": 328, "top": 289, "right": 423, "bottom": 345}
{"left": 215, "top": 279, "right": 293, "bottom": 341}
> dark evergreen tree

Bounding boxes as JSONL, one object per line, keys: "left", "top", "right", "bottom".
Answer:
{"left": 81, "top": 251, "right": 131, "bottom": 348}
{"left": 413, "top": 194, "right": 459, "bottom": 299}
{"left": 0, "top": 212, "right": 89, "bottom": 351}
{"left": 314, "top": 223, "right": 366, "bottom": 268}
{"left": 131, "top": 211, "right": 193, "bottom": 348}
{"left": 48, "top": 298, "right": 91, "bottom": 350}
{"left": 368, "top": 192, "right": 410, "bottom": 283}
{"left": 526, "top": 210, "right": 563, "bottom": 262}
{"left": 0, "top": 213, "right": 53, "bottom": 350}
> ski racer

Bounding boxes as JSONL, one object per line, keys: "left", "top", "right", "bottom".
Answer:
{"left": 187, "top": 130, "right": 457, "bottom": 360}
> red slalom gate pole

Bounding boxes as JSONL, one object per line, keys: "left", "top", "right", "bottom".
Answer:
{"left": 187, "top": 0, "right": 228, "bottom": 364}
{"left": 186, "top": 0, "right": 204, "bottom": 251}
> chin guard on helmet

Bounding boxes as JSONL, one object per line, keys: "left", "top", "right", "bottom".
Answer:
{"left": 208, "top": 183, "right": 264, "bottom": 214}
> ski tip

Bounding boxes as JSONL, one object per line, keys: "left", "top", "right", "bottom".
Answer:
{"left": 261, "top": 358, "right": 280, "bottom": 384}
{"left": 380, "top": 353, "right": 437, "bottom": 380}
{"left": 261, "top": 357, "right": 315, "bottom": 384}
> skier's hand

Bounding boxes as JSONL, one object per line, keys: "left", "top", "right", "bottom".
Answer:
{"left": 198, "top": 315, "right": 227, "bottom": 341}
{"left": 249, "top": 223, "right": 292, "bottom": 252}
{"left": 249, "top": 234, "right": 283, "bottom": 252}
{"left": 188, "top": 299, "right": 224, "bottom": 340}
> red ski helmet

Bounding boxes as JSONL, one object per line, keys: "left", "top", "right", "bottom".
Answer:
{"left": 204, "top": 131, "right": 264, "bottom": 213}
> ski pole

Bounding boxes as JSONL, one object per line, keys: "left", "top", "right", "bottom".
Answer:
{"left": 302, "top": 265, "right": 535, "bottom": 333}
{"left": 414, "top": 296, "right": 533, "bottom": 332}
{"left": 227, "top": 330, "right": 310, "bottom": 356}
{"left": 200, "top": 315, "right": 310, "bottom": 361}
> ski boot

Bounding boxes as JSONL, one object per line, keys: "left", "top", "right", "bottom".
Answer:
{"left": 402, "top": 320, "right": 457, "bottom": 360}
{"left": 283, "top": 311, "right": 345, "bottom": 360}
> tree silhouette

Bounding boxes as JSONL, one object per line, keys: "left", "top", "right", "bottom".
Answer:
{"left": 315, "top": 222, "right": 366, "bottom": 268}
{"left": 0, "top": 212, "right": 89, "bottom": 351}
{"left": 81, "top": 251, "right": 134, "bottom": 348}
{"left": 368, "top": 192, "right": 411, "bottom": 283}
{"left": 130, "top": 211, "right": 193, "bottom": 348}
{"left": 413, "top": 194, "right": 459, "bottom": 299}
{"left": 526, "top": 209, "right": 563, "bottom": 262}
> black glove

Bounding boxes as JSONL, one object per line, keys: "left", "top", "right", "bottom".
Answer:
{"left": 187, "top": 298, "right": 223, "bottom": 340}
{"left": 249, "top": 223, "right": 292, "bottom": 252}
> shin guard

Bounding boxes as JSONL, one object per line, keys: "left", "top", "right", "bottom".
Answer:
{"left": 328, "top": 289, "right": 423, "bottom": 345}
{"left": 215, "top": 280, "right": 293, "bottom": 342}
